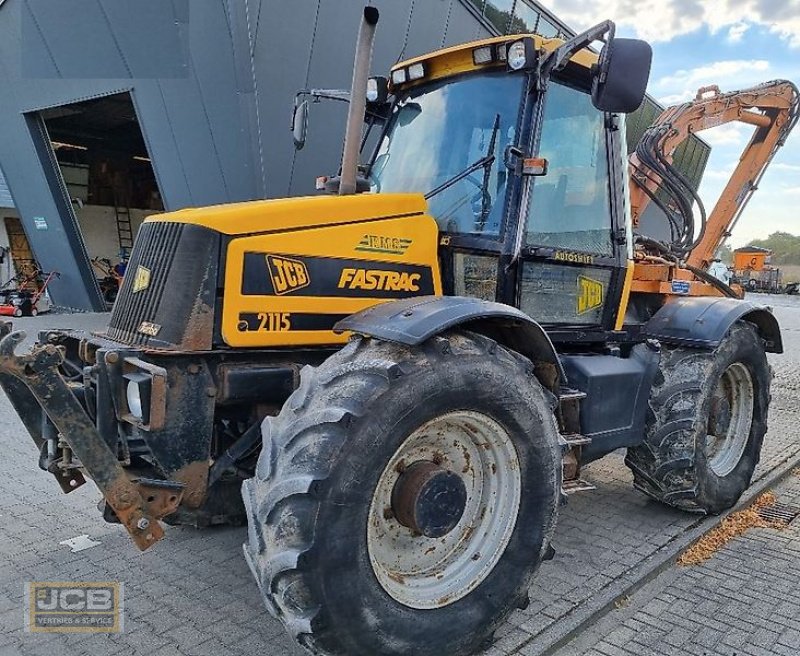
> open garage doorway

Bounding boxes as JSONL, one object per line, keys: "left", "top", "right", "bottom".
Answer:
{"left": 40, "top": 92, "right": 163, "bottom": 305}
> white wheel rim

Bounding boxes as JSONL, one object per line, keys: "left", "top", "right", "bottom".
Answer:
{"left": 706, "top": 362, "right": 754, "bottom": 477}
{"left": 367, "top": 410, "right": 522, "bottom": 610}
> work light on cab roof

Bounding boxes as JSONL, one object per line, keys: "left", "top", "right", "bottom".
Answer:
{"left": 507, "top": 38, "right": 536, "bottom": 70}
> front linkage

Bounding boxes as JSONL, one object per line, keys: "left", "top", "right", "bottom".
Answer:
{"left": 0, "top": 323, "right": 182, "bottom": 550}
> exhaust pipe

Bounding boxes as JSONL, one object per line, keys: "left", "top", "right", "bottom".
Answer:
{"left": 339, "top": 6, "right": 379, "bottom": 196}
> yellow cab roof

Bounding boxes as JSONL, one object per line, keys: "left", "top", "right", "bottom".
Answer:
{"left": 390, "top": 34, "right": 597, "bottom": 87}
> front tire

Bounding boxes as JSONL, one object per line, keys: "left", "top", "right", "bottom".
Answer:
{"left": 243, "top": 331, "right": 562, "bottom": 656}
{"left": 625, "top": 321, "right": 771, "bottom": 514}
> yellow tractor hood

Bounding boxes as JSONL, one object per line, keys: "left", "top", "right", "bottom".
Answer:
{"left": 145, "top": 193, "right": 428, "bottom": 236}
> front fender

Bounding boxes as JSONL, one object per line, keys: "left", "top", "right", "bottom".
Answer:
{"left": 644, "top": 296, "right": 782, "bottom": 353}
{"left": 334, "top": 295, "right": 565, "bottom": 391}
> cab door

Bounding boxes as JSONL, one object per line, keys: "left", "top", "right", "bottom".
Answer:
{"left": 516, "top": 79, "right": 629, "bottom": 333}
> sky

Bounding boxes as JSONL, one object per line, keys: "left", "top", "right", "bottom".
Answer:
{"left": 539, "top": 0, "right": 800, "bottom": 247}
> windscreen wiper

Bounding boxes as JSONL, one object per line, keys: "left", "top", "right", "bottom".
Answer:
{"left": 476, "top": 114, "right": 501, "bottom": 231}
{"left": 424, "top": 114, "right": 501, "bottom": 203}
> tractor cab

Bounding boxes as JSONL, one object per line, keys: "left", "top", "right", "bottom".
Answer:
{"left": 374, "top": 34, "right": 638, "bottom": 333}
{"left": 300, "top": 25, "right": 652, "bottom": 335}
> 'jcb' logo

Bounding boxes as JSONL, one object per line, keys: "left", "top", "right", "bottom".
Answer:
{"left": 577, "top": 275, "right": 603, "bottom": 315}
{"left": 266, "top": 255, "right": 310, "bottom": 295}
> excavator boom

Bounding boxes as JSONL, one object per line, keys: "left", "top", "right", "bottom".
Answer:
{"left": 629, "top": 80, "right": 799, "bottom": 276}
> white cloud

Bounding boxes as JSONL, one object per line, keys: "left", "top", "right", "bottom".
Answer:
{"left": 537, "top": 0, "right": 800, "bottom": 47}
{"left": 703, "top": 166, "right": 736, "bottom": 180}
{"left": 727, "top": 22, "right": 750, "bottom": 43}
{"left": 772, "top": 163, "right": 800, "bottom": 172}
{"left": 701, "top": 124, "right": 753, "bottom": 147}
{"left": 650, "top": 59, "right": 779, "bottom": 108}
{"left": 654, "top": 60, "right": 771, "bottom": 103}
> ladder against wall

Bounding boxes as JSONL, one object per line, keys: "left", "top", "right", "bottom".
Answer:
{"left": 113, "top": 188, "right": 133, "bottom": 260}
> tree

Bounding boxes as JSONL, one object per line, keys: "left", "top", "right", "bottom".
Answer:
{"left": 716, "top": 244, "right": 733, "bottom": 264}
{"left": 746, "top": 232, "right": 800, "bottom": 265}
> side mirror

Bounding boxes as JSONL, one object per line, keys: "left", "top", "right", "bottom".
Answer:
{"left": 592, "top": 38, "right": 652, "bottom": 113}
{"left": 291, "top": 99, "right": 310, "bottom": 150}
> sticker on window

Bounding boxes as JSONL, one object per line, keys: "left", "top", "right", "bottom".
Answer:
{"left": 577, "top": 275, "right": 604, "bottom": 315}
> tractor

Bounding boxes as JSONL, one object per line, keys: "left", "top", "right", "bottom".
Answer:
{"left": 0, "top": 7, "right": 797, "bottom": 656}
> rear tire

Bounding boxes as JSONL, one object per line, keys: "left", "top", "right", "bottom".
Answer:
{"left": 625, "top": 321, "right": 771, "bottom": 514}
{"left": 242, "top": 331, "right": 562, "bottom": 656}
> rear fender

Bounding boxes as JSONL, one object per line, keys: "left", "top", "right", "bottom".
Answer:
{"left": 335, "top": 295, "right": 564, "bottom": 392}
{"left": 644, "top": 296, "right": 782, "bottom": 353}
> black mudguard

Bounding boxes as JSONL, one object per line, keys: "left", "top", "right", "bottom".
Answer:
{"left": 644, "top": 296, "right": 782, "bottom": 353}
{"left": 335, "top": 295, "right": 565, "bottom": 391}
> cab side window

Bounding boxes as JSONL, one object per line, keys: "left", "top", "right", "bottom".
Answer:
{"left": 525, "top": 82, "right": 613, "bottom": 255}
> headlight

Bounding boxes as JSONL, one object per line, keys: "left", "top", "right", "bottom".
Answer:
{"left": 507, "top": 41, "right": 528, "bottom": 70}
{"left": 126, "top": 380, "right": 143, "bottom": 420}
{"left": 119, "top": 357, "right": 166, "bottom": 430}
{"left": 123, "top": 370, "right": 152, "bottom": 424}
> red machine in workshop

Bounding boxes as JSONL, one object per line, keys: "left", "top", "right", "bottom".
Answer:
{"left": 0, "top": 270, "right": 59, "bottom": 317}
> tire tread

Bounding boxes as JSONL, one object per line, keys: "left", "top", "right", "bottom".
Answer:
{"left": 243, "top": 331, "right": 545, "bottom": 653}
{"left": 625, "top": 322, "right": 771, "bottom": 513}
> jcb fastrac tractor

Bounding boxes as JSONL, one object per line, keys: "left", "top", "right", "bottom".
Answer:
{"left": 1, "top": 7, "right": 797, "bottom": 656}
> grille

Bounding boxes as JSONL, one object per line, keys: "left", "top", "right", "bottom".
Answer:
{"left": 108, "top": 222, "right": 184, "bottom": 346}
{"left": 107, "top": 221, "right": 219, "bottom": 349}
{"left": 757, "top": 503, "right": 800, "bottom": 526}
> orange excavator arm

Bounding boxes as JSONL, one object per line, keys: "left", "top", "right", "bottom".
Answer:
{"left": 629, "top": 80, "right": 799, "bottom": 271}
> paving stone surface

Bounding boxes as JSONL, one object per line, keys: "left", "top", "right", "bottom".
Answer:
{"left": 0, "top": 295, "right": 799, "bottom": 656}
{"left": 553, "top": 471, "right": 800, "bottom": 656}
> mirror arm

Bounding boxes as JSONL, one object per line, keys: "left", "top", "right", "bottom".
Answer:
{"left": 295, "top": 88, "right": 352, "bottom": 105}
{"left": 536, "top": 20, "right": 615, "bottom": 90}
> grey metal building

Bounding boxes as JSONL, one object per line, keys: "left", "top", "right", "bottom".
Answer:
{"left": 0, "top": 0, "right": 708, "bottom": 310}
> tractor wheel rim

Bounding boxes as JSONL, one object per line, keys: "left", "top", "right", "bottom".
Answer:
{"left": 706, "top": 362, "right": 754, "bottom": 477}
{"left": 367, "top": 410, "right": 521, "bottom": 610}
